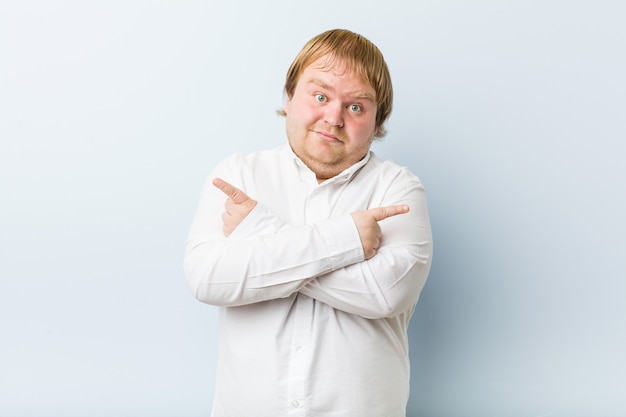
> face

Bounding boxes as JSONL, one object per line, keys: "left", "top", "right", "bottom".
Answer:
{"left": 284, "top": 56, "right": 378, "bottom": 182}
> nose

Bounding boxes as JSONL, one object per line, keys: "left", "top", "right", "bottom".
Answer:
{"left": 324, "top": 103, "right": 344, "bottom": 128}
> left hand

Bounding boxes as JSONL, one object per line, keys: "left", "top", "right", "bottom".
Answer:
{"left": 213, "top": 178, "right": 258, "bottom": 236}
{"left": 351, "top": 205, "right": 409, "bottom": 259}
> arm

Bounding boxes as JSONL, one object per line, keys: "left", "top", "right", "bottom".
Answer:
{"left": 184, "top": 175, "right": 411, "bottom": 308}
{"left": 183, "top": 174, "right": 364, "bottom": 307}
{"left": 300, "top": 179, "right": 433, "bottom": 319}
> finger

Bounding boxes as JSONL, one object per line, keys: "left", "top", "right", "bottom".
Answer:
{"left": 369, "top": 205, "right": 409, "bottom": 222}
{"left": 212, "top": 178, "right": 250, "bottom": 204}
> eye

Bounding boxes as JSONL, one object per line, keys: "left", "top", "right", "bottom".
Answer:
{"left": 315, "top": 94, "right": 327, "bottom": 103}
{"left": 349, "top": 104, "right": 362, "bottom": 112}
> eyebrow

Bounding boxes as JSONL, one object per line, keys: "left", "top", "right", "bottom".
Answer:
{"left": 308, "top": 78, "right": 375, "bottom": 101}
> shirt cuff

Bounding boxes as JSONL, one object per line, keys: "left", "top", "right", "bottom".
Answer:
{"left": 229, "top": 203, "right": 285, "bottom": 240}
{"left": 316, "top": 215, "right": 365, "bottom": 270}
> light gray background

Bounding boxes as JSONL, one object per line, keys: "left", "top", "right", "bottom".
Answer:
{"left": 1, "top": 1, "right": 624, "bottom": 416}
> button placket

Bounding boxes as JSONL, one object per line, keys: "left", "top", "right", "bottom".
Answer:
{"left": 287, "top": 293, "right": 312, "bottom": 414}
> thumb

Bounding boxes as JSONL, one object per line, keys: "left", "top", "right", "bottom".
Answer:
{"left": 368, "top": 205, "right": 409, "bottom": 222}
{"left": 212, "top": 178, "right": 251, "bottom": 204}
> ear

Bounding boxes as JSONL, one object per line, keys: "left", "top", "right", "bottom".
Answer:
{"left": 283, "top": 99, "right": 291, "bottom": 114}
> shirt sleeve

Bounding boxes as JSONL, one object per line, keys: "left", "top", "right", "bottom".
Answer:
{"left": 183, "top": 161, "right": 365, "bottom": 307}
{"left": 299, "top": 175, "right": 433, "bottom": 319}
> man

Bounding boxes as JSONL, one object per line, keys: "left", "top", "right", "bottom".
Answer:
{"left": 184, "top": 28, "right": 433, "bottom": 416}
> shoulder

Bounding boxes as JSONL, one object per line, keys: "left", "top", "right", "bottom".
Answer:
{"left": 212, "top": 145, "right": 294, "bottom": 190}
{"left": 365, "top": 152, "right": 425, "bottom": 189}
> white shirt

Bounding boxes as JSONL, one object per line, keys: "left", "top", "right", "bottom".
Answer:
{"left": 184, "top": 144, "right": 432, "bottom": 417}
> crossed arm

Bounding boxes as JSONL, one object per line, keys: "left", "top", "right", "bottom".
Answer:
{"left": 213, "top": 177, "right": 409, "bottom": 260}
{"left": 184, "top": 158, "right": 432, "bottom": 318}
{"left": 183, "top": 177, "right": 430, "bottom": 318}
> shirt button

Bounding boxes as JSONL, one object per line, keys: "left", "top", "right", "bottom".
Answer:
{"left": 295, "top": 345, "right": 303, "bottom": 353}
{"left": 291, "top": 400, "right": 301, "bottom": 408}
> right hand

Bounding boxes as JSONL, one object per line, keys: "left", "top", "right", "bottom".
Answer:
{"left": 351, "top": 205, "right": 409, "bottom": 259}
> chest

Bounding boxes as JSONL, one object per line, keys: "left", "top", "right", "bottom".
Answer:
{"left": 254, "top": 176, "right": 388, "bottom": 225}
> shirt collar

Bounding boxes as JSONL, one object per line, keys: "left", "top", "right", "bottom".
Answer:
{"left": 284, "top": 144, "right": 371, "bottom": 185}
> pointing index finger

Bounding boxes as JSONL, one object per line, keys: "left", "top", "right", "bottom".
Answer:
{"left": 212, "top": 178, "right": 250, "bottom": 204}
{"left": 371, "top": 205, "right": 410, "bottom": 222}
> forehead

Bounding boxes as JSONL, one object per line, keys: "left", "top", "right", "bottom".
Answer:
{"left": 299, "top": 55, "right": 375, "bottom": 96}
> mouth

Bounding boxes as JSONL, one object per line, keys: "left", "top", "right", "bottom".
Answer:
{"left": 314, "top": 129, "right": 342, "bottom": 143}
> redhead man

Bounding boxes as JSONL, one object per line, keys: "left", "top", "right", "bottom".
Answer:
{"left": 184, "top": 28, "right": 432, "bottom": 417}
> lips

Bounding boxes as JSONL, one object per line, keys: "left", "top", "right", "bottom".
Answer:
{"left": 314, "top": 129, "right": 342, "bottom": 143}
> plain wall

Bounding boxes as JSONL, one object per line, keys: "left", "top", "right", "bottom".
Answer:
{"left": 1, "top": 1, "right": 624, "bottom": 416}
